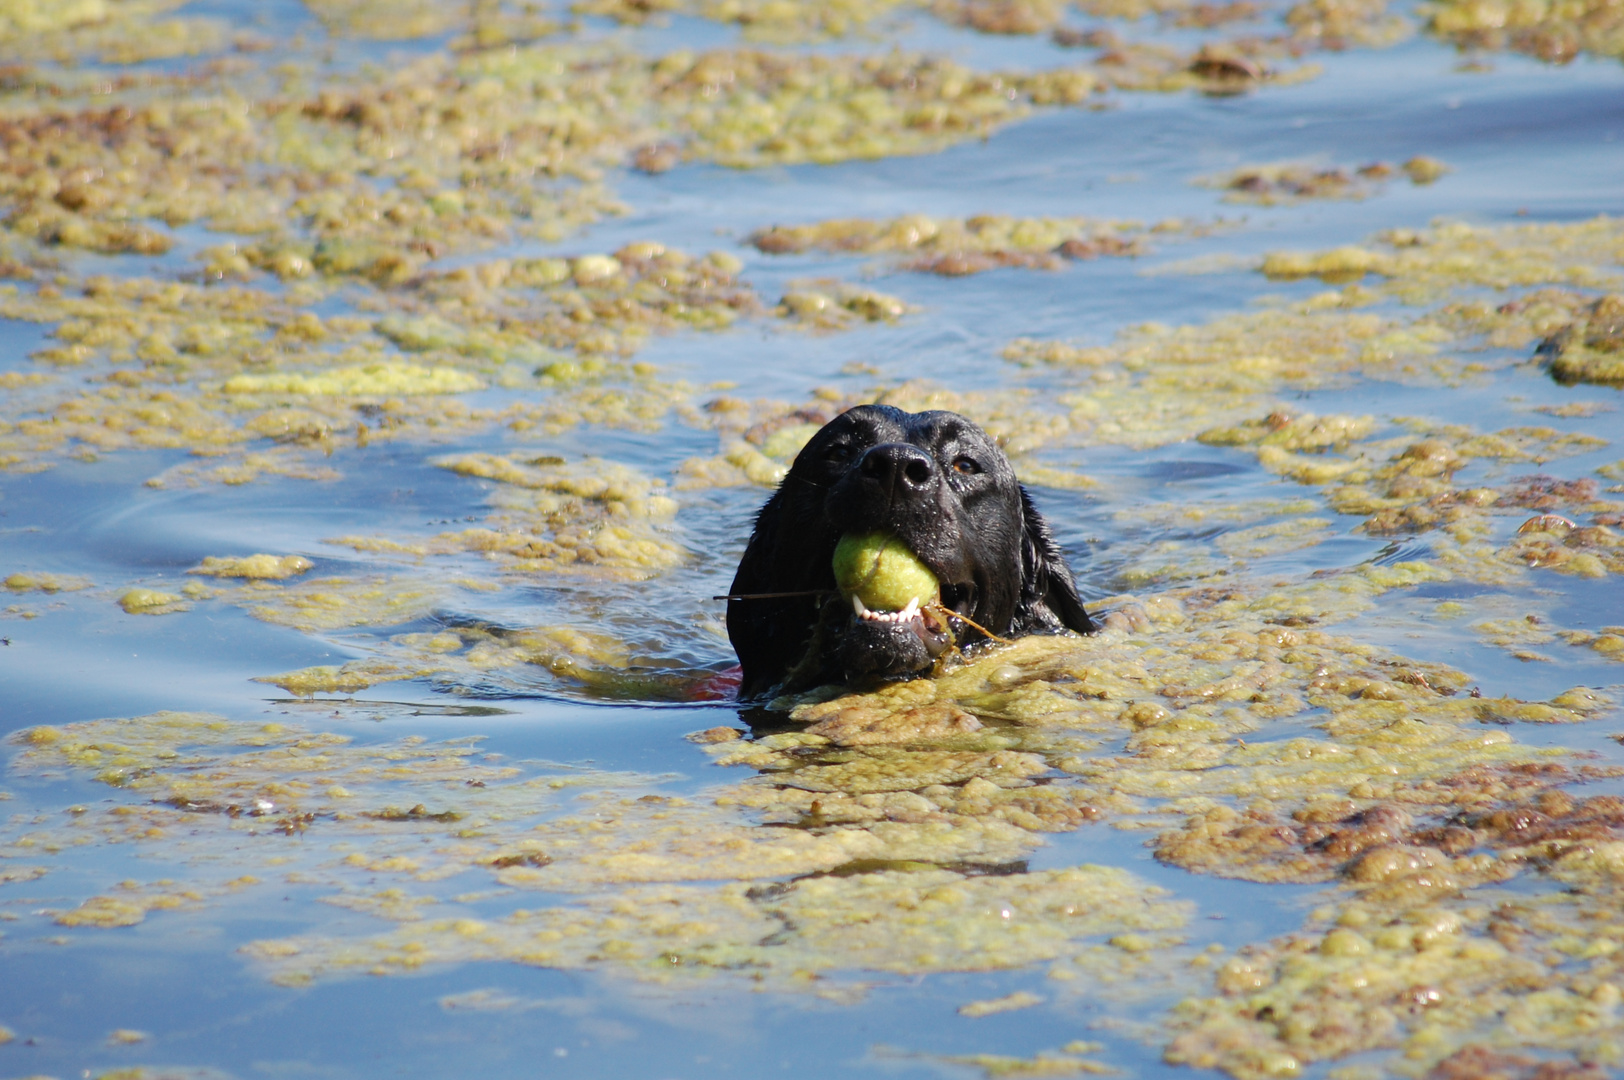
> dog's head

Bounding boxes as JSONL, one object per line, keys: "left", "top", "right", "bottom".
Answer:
{"left": 727, "top": 404, "right": 1093, "bottom": 698}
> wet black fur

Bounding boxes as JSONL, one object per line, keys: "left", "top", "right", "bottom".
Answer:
{"left": 727, "top": 405, "right": 1094, "bottom": 699}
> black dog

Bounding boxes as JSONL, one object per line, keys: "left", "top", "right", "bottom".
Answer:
{"left": 727, "top": 405, "right": 1094, "bottom": 698}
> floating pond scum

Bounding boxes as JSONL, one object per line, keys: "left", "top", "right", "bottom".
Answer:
{"left": 0, "top": 0, "right": 1623, "bottom": 1077}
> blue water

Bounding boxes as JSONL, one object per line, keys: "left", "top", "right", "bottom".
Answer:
{"left": 3, "top": 2, "right": 1624, "bottom": 1078}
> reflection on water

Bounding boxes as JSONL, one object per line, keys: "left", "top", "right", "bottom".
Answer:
{"left": 1, "top": 0, "right": 1623, "bottom": 1077}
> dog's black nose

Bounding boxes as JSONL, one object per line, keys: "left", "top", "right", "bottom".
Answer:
{"left": 859, "top": 443, "right": 935, "bottom": 490}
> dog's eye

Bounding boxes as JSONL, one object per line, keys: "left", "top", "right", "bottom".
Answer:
{"left": 826, "top": 444, "right": 852, "bottom": 463}
{"left": 952, "top": 456, "right": 981, "bottom": 475}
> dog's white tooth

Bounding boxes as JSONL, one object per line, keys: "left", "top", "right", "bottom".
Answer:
{"left": 852, "top": 594, "right": 868, "bottom": 617}
{"left": 901, "top": 597, "right": 920, "bottom": 620}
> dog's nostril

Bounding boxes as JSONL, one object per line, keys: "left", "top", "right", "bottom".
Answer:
{"left": 903, "top": 459, "right": 931, "bottom": 486}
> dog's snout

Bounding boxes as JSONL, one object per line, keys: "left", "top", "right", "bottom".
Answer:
{"left": 859, "top": 443, "right": 935, "bottom": 491}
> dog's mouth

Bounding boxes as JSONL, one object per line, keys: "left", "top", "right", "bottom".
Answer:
{"left": 837, "top": 542, "right": 961, "bottom": 662}
{"left": 847, "top": 590, "right": 947, "bottom": 649}
{"left": 830, "top": 531, "right": 973, "bottom": 668}
{"left": 848, "top": 591, "right": 954, "bottom": 659}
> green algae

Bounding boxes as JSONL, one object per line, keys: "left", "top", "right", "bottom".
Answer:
{"left": 118, "top": 587, "right": 186, "bottom": 615}
{"left": 222, "top": 363, "right": 486, "bottom": 396}
{"left": 5, "top": 572, "right": 92, "bottom": 593}
{"left": 924, "top": 1049, "right": 1115, "bottom": 1078}
{"left": 0, "top": 0, "right": 230, "bottom": 67}
{"left": 234, "top": 575, "right": 447, "bottom": 632}
{"left": 0, "top": 0, "right": 127, "bottom": 35}
{"left": 55, "top": 877, "right": 258, "bottom": 927}
{"left": 777, "top": 279, "right": 912, "bottom": 328}
{"left": 0, "top": 248, "right": 736, "bottom": 477}
{"left": 255, "top": 659, "right": 448, "bottom": 696}
{"left": 325, "top": 452, "right": 687, "bottom": 578}
{"left": 0, "top": 6, "right": 1618, "bottom": 1078}
{"left": 1167, "top": 831, "right": 1624, "bottom": 1078}
{"left": 573, "top": 0, "right": 916, "bottom": 42}
{"left": 6, "top": 586, "right": 1617, "bottom": 1079}
{"left": 1426, "top": 0, "right": 1624, "bottom": 62}
{"left": 1257, "top": 218, "right": 1624, "bottom": 300}
{"left": 959, "top": 990, "right": 1048, "bottom": 1017}
{"left": 304, "top": 0, "right": 559, "bottom": 43}
{"left": 6, "top": 215, "right": 1613, "bottom": 1076}
{"left": 0, "top": 1, "right": 1479, "bottom": 485}
{"left": 243, "top": 865, "right": 1189, "bottom": 990}
{"left": 189, "top": 555, "right": 313, "bottom": 581}
{"left": 4, "top": 707, "right": 1183, "bottom": 992}
{"left": 566, "top": 0, "right": 1394, "bottom": 60}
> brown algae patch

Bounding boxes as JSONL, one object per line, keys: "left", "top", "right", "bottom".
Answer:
{"left": 1199, "top": 158, "right": 1448, "bottom": 205}
{"left": 750, "top": 214, "right": 1170, "bottom": 275}
{"left": 1536, "top": 294, "right": 1624, "bottom": 385}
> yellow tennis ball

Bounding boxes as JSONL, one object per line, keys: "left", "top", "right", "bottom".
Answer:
{"left": 832, "top": 531, "right": 940, "bottom": 612}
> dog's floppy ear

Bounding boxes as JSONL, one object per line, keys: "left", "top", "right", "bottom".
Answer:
{"left": 726, "top": 487, "right": 828, "bottom": 698}
{"left": 1016, "top": 486, "right": 1094, "bottom": 634}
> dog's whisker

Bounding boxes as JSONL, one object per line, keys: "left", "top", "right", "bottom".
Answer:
{"left": 713, "top": 589, "right": 835, "bottom": 602}
{"left": 926, "top": 601, "right": 1014, "bottom": 645}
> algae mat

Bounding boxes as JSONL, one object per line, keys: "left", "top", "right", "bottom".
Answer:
{"left": 1, "top": 0, "right": 1623, "bottom": 1078}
